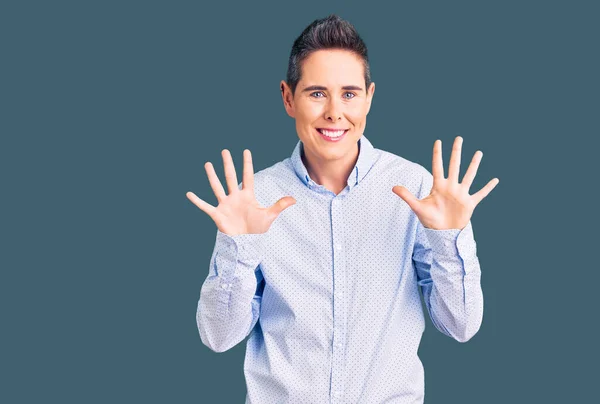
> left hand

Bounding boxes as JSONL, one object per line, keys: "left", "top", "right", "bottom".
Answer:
{"left": 392, "top": 136, "right": 499, "bottom": 230}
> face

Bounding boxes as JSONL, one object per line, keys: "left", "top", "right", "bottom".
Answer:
{"left": 281, "top": 49, "right": 375, "bottom": 165}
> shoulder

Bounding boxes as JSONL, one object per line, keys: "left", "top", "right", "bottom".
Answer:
{"left": 247, "top": 158, "right": 297, "bottom": 207}
{"left": 371, "top": 147, "right": 433, "bottom": 199}
{"left": 253, "top": 159, "right": 293, "bottom": 189}
{"left": 375, "top": 147, "right": 431, "bottom": 181}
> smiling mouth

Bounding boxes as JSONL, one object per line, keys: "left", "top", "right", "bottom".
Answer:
{"left": 316, "top": 128, "right": 349, "bottom": 138}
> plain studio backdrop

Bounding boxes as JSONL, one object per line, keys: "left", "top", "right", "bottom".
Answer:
{"left": 2, "top": 1, "right": 598, "bottom": 403}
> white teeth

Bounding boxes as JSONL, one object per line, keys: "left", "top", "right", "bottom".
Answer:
{"left": 320, "top": 129, "right": 346, "bottom": 138}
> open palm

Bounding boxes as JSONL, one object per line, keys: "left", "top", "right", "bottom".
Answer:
{"left": 392, "top": 136, "right": 499, "bottom": 230}
{"left": 186, "top": 149, "right": 296, "bottom": 236}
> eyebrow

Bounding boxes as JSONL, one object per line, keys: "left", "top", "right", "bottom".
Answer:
{"left": 301, "top": 85, "right": 364, "bottom": 93}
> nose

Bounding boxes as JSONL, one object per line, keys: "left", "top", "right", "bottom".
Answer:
{"left": 325, "top": 97, "right": 342, "bottom": 122}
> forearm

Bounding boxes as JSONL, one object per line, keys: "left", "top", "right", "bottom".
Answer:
{"left": 418, "top": 221, "right": 484, "bottom": 342}
{"left": 197, "top": 230, "right": 266, "bottom": 352}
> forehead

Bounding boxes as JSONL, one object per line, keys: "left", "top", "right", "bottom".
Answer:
{"left": 300, "top": 49, "right": 364, "bottom": 85}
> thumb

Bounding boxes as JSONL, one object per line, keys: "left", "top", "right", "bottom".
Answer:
{"left": 392, "top": 185, "right": 419, "bottom": 212}
{"left": 268, "top": 196, "right": 297, "bottom": 218}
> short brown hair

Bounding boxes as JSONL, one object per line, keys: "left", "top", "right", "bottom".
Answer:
{"left": 286, "top": 14, "right": 371, "bottom": 97}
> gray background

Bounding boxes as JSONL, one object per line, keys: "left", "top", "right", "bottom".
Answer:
{"left": 2, "top": 0, "right": 598, "bottom": 403}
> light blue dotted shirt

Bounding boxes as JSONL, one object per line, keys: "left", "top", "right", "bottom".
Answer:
{"left": 197, "top": 135, "right": 484, "bottom": 403}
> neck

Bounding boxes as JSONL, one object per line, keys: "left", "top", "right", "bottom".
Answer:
{"left": 302, "top": 141, "right": 360, "bottom": 195}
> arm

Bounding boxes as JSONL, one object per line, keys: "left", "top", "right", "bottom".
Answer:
{"left": 413, "top": 218, "right": 484, "bottom": 343}
{"left": 197, "top": 229, "right": 267, "bottom": 352}
{"left": 412, "top": 170, "right": 484, "bottom": 343}
{"left": 393, "top": 137, "right": 497, "bottom": 342}
{"left": 186, "top": 149, "right": 294, "bottom": 353}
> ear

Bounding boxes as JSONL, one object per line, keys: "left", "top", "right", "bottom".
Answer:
{"left": 280, "top": 80, "right": 295, "bottom": 118}
{"left": 365, "top": 82, "right": 375, "bottom": 115}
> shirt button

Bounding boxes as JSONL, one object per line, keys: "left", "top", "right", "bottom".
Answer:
{"left": 221, "top": 284, "right": 228, "bottom": 290}
{"left": 335, "top": 243, "right": 342, "bottom": 251}
{"left": 334, "top": 391, "right": 342, "bottom": 398}
{"left": 335, "top": 342, "right": 343, "bottom": 348}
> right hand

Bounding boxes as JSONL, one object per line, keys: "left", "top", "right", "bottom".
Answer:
{"left": 186, "top": 149, "right": 297, "bottom": 236}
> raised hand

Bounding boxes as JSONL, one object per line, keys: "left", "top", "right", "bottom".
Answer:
{"left": 392, "top": 136, "right": 499, "bottom": 230}
{"left": 186, "top": 149, "right": 296, "bottom": 236}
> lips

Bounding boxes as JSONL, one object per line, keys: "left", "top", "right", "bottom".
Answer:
{"left": 316, "top": 128, "right": 348, "bottom": 142}
{"left": 317, "top": 128, "right": 348, "bottom": 133}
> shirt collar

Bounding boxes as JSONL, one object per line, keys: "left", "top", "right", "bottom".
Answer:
{"left": 290, "top": 135, "right": 379, "bottom": 191}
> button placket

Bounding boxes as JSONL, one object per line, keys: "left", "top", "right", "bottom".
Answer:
{"left": 330, "top": 197, "right": 346, "bottom": 400}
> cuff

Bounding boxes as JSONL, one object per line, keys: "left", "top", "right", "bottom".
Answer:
{"left": 422, "top": 221, "right": 476, "bottom": 260}
{"left": 214, "top": 230, "right": 267, "bottom": 280}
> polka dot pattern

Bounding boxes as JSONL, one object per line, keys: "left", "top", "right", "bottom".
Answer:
{"left": 196, "top": 135, "right": 484, "bottom": 403}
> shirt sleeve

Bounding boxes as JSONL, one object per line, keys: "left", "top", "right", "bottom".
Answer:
{"left": 412, "top": 170, "right": 484, "bottom": 343}
{"left": 196, "top": 229, "right": 267, "bottom": 352}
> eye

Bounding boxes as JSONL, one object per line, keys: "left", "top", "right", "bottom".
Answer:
{"left": 309, "top": 91, "right": 356, "bottom": 99}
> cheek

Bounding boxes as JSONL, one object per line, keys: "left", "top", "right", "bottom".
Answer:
{"left": 304, "top": 104, "right": 324, "bottom": 120}
{"left": 348, "top": 110, "right": 366, "bottom": 127}
{"left": 294, "top": 106, "right": 314, "bottom": 122}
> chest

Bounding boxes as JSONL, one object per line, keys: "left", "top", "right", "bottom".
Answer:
{"left": 258, "top": 193, "right": 418, "bottom": 299}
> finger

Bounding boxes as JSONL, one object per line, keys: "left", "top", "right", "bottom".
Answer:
{"left": 222, "top": 149, "right": 239, "bottom": 194}
{"left": 205, "top": 162, "right": 227, "bottom": 202}
{"left": 461, "top": 150, "right": 482, "bottom": 190}
{"left": 432, "top": 140, "right": 444, "bottom": 181}
{"left": 242, "top": 149, "right": 255, "bottom": 191}
{"left": 392, "top": 185, "right": 421, "bottom": 214}
{"left": 268, "top": 196, "right": 296, "bottom": 218}
{"left": 447, "top": 136, "right": 462, "bottom": 182}
{"left": 471, "top": 178, "right": 500, "bottom": 205}
{"left": 186, "top": 191, "right": 217, "bottom": 218}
